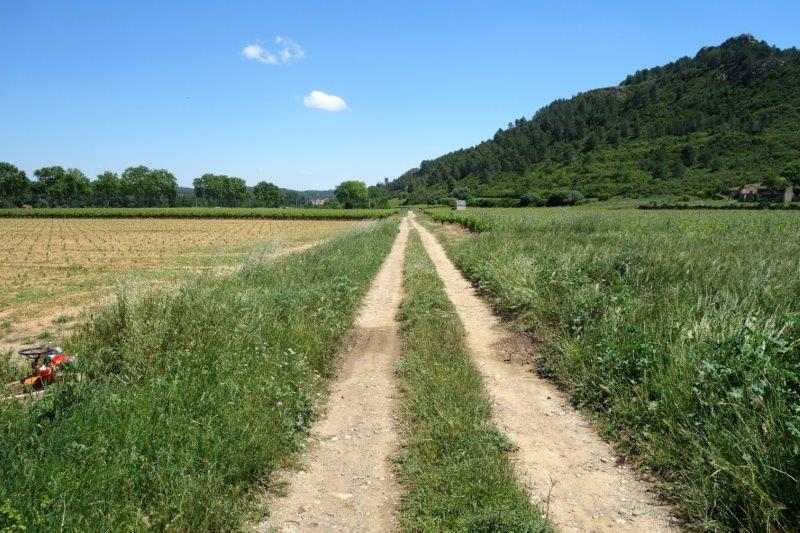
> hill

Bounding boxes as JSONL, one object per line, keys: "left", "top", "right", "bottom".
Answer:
{"left": 389, "top": 35, "right": 800, "bottom": 203}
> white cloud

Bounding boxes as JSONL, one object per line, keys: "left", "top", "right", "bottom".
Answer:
{"left": 275, "top": 36, "right": 305, "bottom": 63}
{"left": 242, "top": 43, "right": 277, "bottom": 64}
{"left": 303, "top": 90, "right": 348, "bottom": 112}
{"left": 242, "top": 37, "right": 305, "bottom": 65}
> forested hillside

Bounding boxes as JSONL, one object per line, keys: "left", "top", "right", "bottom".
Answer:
{"left": 390, "top": 35, "right": 800, "bottom": 203}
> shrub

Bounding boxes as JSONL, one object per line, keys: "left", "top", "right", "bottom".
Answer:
{"left": 466, "top": 197, "right": 520, "bottom": 208}
{"left": 545, "top": 189, "right": 585, "bottom": 206}
{"left": 519, "top": 192, "right": 545, "bottom": 207}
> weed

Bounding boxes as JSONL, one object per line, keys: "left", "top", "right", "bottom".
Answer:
{"left": 0, "top": 350, "right": 21, "bottom": 384}
{"left": 52, "top": 315, "right": 72, "bottom": 325}
{"left": 0, "top": 320, "right": 11, "bottom": 339}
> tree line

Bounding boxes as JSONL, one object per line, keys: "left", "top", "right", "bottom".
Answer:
{"left": 0, "top": 162, "right": 327, "bottom": 208}
{"left": 192, "top": 174, "right": 304, "bottom": 208}
{"left": 332, "top": 180, "right": 391, "bottom": 209}
{"left": 0, "top": 164, "right": 178, "bottom": 208}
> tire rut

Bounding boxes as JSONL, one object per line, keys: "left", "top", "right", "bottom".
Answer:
{"left": 410, "top": 216, "right": 677, "bottom": 532}
{"left": 258, "top": 216, "right": 410, "bottom": 533}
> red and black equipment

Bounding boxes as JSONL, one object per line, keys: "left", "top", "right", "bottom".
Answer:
{"left": 17, "top": 345, "right": 74, "bottom": 391}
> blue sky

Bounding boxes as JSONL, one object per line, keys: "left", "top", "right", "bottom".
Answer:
{"left": 1, "top": 1, "right": 798, "bottom": 189}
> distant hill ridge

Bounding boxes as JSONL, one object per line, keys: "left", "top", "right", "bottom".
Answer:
{"left": 390, "top": 35, "right": 800, "bottom": 202}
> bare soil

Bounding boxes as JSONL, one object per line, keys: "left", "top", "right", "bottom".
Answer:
{"left": 258, "top": 217, "right": 409, "bottom": 532}
{"left": 0, "top": 217, "right": 357, "bottom": 342}
{"left": 411, "top": 217, "right": 677, "bottom": 532}
{"left": 0, "top": 239, "right": 334, "bottom": 356}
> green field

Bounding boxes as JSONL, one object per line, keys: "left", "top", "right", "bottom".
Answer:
{"left": 0, "top": 220, "right": 398, "bottom": 530}
{"left": 0, "top": 206, "right": 398, "bottom": 219}
{"left": 425, "top": 207, "right": 800, "bottom": 530}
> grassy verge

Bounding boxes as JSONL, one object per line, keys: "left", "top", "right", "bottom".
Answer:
{"left": 0, "top": 219, "right": 398, "bottom": 531}
{"left": 0, "top": 207, "right": 397, "bottom": 219}
{"left": 395, "top": 229, "right": 548, "bottom": 532}
{"left": 422, "top": 207, "right": 800, "bottom": 531}
{"left": 640, "top": 203, "right": 800, "bottom": 210}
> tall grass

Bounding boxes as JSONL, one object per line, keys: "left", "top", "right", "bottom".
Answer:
{"left": 0, "top": 220, "right": 398, "bottom": 531}
{"left": 425, "top": 207, "right": 800, "bottom": 531}
{"left": 0, "top": 207, "right": 397, "bottom": 219}
{"left": 0, "top": 351, "right": 20, "bottom": 385}
{"left": 395, "top": 230, "right": 548, "bottom": 532}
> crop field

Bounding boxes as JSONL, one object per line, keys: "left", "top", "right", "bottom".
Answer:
{"left": 425, "top": 207, "right": 800, "bottom": 530}
{"left": 0, "top": 207, "right": 398, "bottom": 219}
{"left": 0, "top": 217, "right": 362, "bottom": 349}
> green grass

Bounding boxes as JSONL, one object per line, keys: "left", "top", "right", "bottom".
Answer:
{"left": 0, "top": 350, "right": 21, "bottom": 385}
{"left": 395, "top": 229, "right": 548, "bottom": 532}
{"left": 640, "top": 202, "right": 800, "bottom": 210}
{"left": 424, "top": 207, "right": 800, "bottom": 531}
{"left": 0, "top": 219, "right": 398, "bottom": 531}
{"left": 0, "top": 206, "right": 397, "bottom": 219}
{"left": 0, "top": 320, "right": 11, "bottom": 339}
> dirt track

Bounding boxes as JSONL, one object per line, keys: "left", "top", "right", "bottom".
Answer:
{"left": 260, "top": 214, "right": 675, "bottom": 532}
{"left": 259, "top": 217, "right": 409, "bottom": 532}
{"left": 411, "top": 217, "right": 676, "bottom": 532}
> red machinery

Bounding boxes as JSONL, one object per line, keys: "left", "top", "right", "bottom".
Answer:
{"left": 16, "top": 345, "right": 74, "bottom": 391}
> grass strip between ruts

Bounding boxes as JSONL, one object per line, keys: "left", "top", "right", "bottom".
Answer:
{"left": 395, "top": 229, "right": 549, "bottom": 532}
